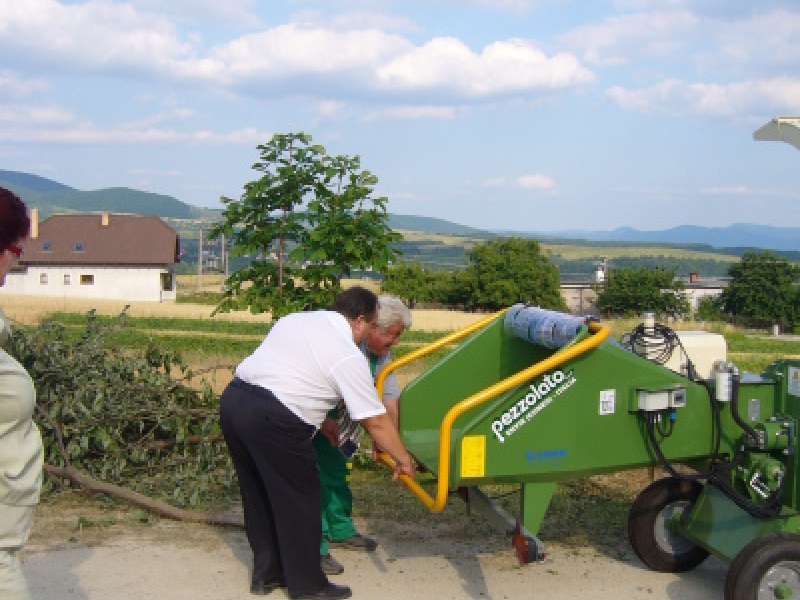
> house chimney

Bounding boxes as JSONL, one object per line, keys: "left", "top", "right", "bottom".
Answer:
{"left": 30, "top": 207, "right": 39, "bottom": 239}
{"left": 689, "top": 272, "right": 699, "bottom": 283}
{"left": 101, "top": 212, "right": 110, "bottom": 227}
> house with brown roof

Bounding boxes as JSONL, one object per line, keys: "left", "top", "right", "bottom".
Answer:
{"left": 1, "top": 210, "right": 180, "bottom": 302}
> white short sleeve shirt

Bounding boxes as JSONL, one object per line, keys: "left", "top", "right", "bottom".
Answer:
{"left": 234, "top": 311, "right": 387, "bottom": 427}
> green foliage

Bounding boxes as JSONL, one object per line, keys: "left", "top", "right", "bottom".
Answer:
{"left": 457, "top": 238, "right": 566, "bottom": 311}
{"left": 717, "top": 251, "right": 800, "bottom": 329}
{"left": 300, "top": 153, "right": 401, "bottom": 307}
{"left": 695, "top": 296, "right": 726, "bottom": 322}
{"left": 210, "top": 132, "right": 399, "bottom": 318}
{"left": 595, "top": 267, "right": 690, "bottom": 318}
{"left": 382, "top": 261, "right": 438, "bottom": 308}
{"left": 10, "top": 310, "right": 236, "bottom": 508}
{"left": 210, "top": 132, "right": 319, "bottom": 317}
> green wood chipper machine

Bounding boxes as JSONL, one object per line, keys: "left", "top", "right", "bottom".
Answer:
{"left": 375, "top": 305, "right": 800, "bottom": 600}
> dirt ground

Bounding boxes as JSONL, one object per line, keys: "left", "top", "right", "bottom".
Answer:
{"left": 21, "top": 495, "right": 728, "bottom": 600}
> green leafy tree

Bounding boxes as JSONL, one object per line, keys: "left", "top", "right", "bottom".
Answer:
{"left": 299, "top": 153, "right": 401, "bottom": 308}
{"left": 382, "top": 260, "right": 435, "bottom": 308}
{"left": 210, "top": 132, "right": 398, "bottom": 317}
{"left": 717, "top": 251, "right": 800, "bottom": 328}
{"left": 210, "top": 132, "right": 321, "bottom": 316}
{"left": 595, "top": 267, "right": 690, "bottom": 318}
{"left": 456, "top": 238, "right": 565, "bottom": 311}
{"left": 695, "top": 295, "right": 727, "bottom": 322}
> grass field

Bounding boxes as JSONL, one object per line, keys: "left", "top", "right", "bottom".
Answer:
{"left": 7, "top": 285, "right": 798, "bottom": 546}
{"left": 540, "top": 243, "right": 740, "bottom": 262}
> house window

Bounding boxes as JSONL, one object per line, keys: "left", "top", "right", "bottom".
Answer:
{"left": 42, "top": 241, "right": 52, "bottom": 252}
{"left": 64, "top": 274, "right": 71, "bottom": 285}
{"left": 161, "top": 272, "right": 173, "bottom": 292}
{"left": 74, "top": 242, "right": 84, "bottom": 252}
{"left": 80, "top": 274, "right": 94, "bottom": 285}
{"left": 39, "top": 273, "right": 48, "bottom": 285}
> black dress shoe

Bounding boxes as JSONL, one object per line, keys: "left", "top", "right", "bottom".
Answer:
{"left": 289, "top": 582, "right": 352, "bottom": 600}
{"left": 320, "top": 553, "right": 344, "bottom": 575}
{"left": 251, "top": 579, "right": 287, "bottom": 595}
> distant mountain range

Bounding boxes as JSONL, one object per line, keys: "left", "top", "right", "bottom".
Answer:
{"left": 2, "top": 168, "right": 799, "bottom": 253}
{"left": 0, "top": 169, "right": 217, "bottom": 220}
{"left": 535, "top": 224, "right": 800, "bottom": 253}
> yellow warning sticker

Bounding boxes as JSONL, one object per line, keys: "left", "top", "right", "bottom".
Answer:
{"left": 461, "top": 435, "right": 486, "bottom": 478}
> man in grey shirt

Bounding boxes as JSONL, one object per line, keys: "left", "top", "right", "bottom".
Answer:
{"left": 315, "top": 296, "right": 412, "bottom": 574}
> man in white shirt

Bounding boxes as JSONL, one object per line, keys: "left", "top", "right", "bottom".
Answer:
{"left": 219, "top": 287, "right": 416, "bottom": 600}
{"left": 316, "top": 296, "right": 412, "bottom": 573}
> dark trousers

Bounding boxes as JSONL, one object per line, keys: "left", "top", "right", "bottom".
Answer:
{"left": 219, "top": 378, "right": 328, "bottom": 595}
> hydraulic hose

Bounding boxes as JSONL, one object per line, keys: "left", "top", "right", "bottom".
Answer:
{"left": 728, "top": 372, "right": 760, "bottom": 445}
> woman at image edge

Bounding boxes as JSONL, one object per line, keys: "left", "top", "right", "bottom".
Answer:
{"left": 0, "top": 187, "right": 44, "bottom": 600}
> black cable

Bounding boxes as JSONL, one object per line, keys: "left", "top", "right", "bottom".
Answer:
{"left": 655, "top": 412, "right": 675, "bottom": 437}
{"left": 729, "top": 372, "right": 760, "bottom": 445}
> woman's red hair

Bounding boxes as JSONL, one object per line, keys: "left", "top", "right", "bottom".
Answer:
{"left": 0, "top": 187, "right": 30, "bottom": 252}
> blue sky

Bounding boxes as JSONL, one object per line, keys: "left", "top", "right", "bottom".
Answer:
{"left": 0, "top": 0, "right": 798, "bottom": 232}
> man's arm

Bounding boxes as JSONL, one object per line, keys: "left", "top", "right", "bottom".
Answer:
{"left": 360, "top": 413, "right": 416, "bottom": 481}
{"left": 383, "top": 397, "right": 399, "bottom": 428}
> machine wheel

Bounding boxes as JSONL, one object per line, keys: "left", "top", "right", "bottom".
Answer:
{"left": 724, "top": 533, "right": 800, "bottom": 600}
{"left": 628, "top": 477, "right": 709, "bottom": 572}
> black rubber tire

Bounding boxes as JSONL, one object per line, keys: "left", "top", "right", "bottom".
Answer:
{"left": 725, "top": 532, "right": 800, "bottom": 600}
{"left": 628, "top": 476, "right": 710, "bottom": 572}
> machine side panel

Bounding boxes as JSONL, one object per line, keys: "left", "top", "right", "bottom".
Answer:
{"left": 399, "top": 316, "right": 552, "bottom": 475}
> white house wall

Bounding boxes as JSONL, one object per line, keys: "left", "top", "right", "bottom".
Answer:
{"left": 0, "top": 265, "right": 176, "bottom": 302}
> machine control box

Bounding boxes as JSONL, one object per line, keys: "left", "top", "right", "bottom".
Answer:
{"left": 637, "top": 387, "right": 687, "bottom": 411}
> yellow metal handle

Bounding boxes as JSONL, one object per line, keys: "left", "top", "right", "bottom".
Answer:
{"left": 377, "top": 318, "right": 610, "bottom": 513}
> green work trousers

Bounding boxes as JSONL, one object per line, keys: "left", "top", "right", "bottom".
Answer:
{"left": 313, "top": 432, "right": 356, "bottom": 556}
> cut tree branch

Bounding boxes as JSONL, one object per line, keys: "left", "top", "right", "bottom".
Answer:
{"left": 44, "top": 464, "right": 243, "bottom": 528}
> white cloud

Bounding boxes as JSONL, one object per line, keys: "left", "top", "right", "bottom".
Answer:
{"left": 701, "top": 186, "right": 752, "bottom": 194}
{"left": 0, "top": 71, "right": 48, "bottom": 97}
{"left": 429, "top": 0, "right": 547, "bottom": 11}
{"left": 702, "top": 9, "right": 800, "bottom": 70}
{"left": 364, "top": 106, "right": 458, "bottom": 120}
{"left": 377, "top": 38, "right": 593, "bottom": 97}
{"left": 517, "top": 174, "right": 555, "bottom": 189}
{"left": 607, "top": 77, "right": 800, "bottom": 117}
{"left": 0, "top": 2, "right": 592, "bottom": 106}
{"left": 482, "top": 174, "right": 555, "bottom": 189}
{"left": 291, "top": 9, "right": 419, "bottom": 33}
{"left": 0, "top": 105, "right": 73, "bottom": 124}
{"left": 559, "top": 9, "right": 697, "bottom": 65}
{"left": 131, "top": 0, "right": 263, "bottom": 28}
{"left": 206, "top": 23, "right": 410, "bottom": 81}
{"left": 0, "top": 0, "right": 193, "bottom": 73}
{"left": 0, "top": 120, "right": 267, "bottom": 144}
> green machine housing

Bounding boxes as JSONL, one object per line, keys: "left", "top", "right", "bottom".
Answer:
{"left": 390, "top": 305, "right": 800, "bottom": 600}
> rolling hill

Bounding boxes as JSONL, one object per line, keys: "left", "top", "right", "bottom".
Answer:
{"left": 2, "top": 168, "right": 799, "bottom": 253}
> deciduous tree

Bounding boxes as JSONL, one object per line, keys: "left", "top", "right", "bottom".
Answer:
{"left": 458, "top": 238, "right": 565, "bottom": 311}
{"left": 595, "top": 267, "right": 690, "bottom": 318}
{"left": 210, "top": 132, "right": 398, "bottom": 317}
{"left": 717, "top": 251, "right": 800, "bottom": 328}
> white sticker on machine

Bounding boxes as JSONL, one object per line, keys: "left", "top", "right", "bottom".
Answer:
{"left": 789, "top": 367, "right": 800, "bottom": 397}
{"left": 599, "top": 389, "right": 616, "bottom": 415}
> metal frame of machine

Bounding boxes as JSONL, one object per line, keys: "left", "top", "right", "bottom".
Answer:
{"left": 376, "top": 305, "right": 800, "bottom": 600}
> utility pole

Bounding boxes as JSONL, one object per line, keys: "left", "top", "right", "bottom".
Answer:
{"left": 197, "top": 226, "right": 203, "bottom": 293}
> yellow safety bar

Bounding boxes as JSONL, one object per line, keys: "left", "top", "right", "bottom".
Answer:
{"left": 376, "top": 316, "right": 610, "bottom": 512}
